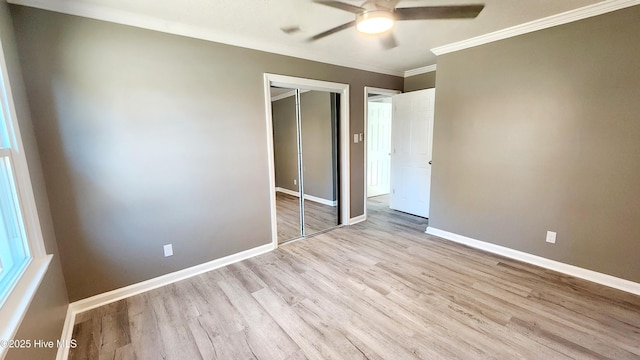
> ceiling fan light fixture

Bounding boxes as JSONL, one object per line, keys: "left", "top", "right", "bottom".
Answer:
{"left": 356, "top": 10, "right": 395, "bottom": 34}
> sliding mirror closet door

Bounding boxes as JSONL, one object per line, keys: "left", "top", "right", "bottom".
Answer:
{"left": 271, "top": 87, "right": 340, "bottom": 243}
{"left": 300, "top": 91, "right": 339, "bottom": 235}
{"left": 271, "top": 87, "right": 302, "bottom": 243}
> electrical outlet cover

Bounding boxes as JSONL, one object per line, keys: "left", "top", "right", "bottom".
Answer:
{"left": 163, "top": 244, "right": 173, "bottom": 257}
{"left": 546, "top": 231, "right": 556, "bottom": 244}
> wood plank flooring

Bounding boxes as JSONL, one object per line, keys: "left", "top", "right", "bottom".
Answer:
{"left": 276, "top": 192, "right": 338, "bottom": 243}
{"left": 276, "top": 192, "right": 303, "bottom": 242}
{"left": 69, "top": 195, "right": 640, "bottom": 360}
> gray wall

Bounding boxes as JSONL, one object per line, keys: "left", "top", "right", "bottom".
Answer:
{"left": 300, "top": 91, "right": 336, "bottom": 201}
{"left": 273, "top": 91, "right": 336, "bottom": 201}
{"left": 10, "top": 6, "right": 403, "bottom": 301}
{"left": 430, "top": 6, "right": 640, "bottom": 282}
{"left": 404, "top": 71, "right": 436, "bottom": 92}
{"left": 1, "top": 1, "right": 69, "bottom": 359}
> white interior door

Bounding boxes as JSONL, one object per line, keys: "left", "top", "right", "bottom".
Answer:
{"left": 367, "top": 101, "right": 392, "bottom": 197}
{"left": 390, "top": 89, "right": 435, "bottom": 218}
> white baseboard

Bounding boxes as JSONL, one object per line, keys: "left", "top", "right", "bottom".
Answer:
{"left": 425, "top": 227, "right": 640, "bottom": 296}
{"left": 275, "top": 186, "right": 300, "bottom": 197}
{"left": 304, "top": 194, "right": 337, "bottom": 207}
{"left": 56, "top": 242, "right": 274, "bottom": 360}
{"left": 275, "top": 187, "right": 337, "bottom": 207}
{"left": 55, "top": 306, "right": 75, "bottom": 360}
{"left": 349, "top": 214, "right": 367, "bottom": 225}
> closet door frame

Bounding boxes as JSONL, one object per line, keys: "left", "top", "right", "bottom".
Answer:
{"left": 293, "top": 89, "right": 306, "bottom": 237}
{"left": 264, "top": 74, "right": 350, "bottom": 249}
{"left": 363, "top": 86, "right": 401, "bottom": 221}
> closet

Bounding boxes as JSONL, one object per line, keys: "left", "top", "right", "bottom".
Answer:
{"left": 270, "top": 87, "right": 340, "bottom": 243}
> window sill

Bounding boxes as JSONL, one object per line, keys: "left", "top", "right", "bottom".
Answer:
{"left": 0, "top": 255, "right": 52, "bottom": 359}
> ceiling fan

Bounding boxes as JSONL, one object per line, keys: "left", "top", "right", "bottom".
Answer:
{"left": 308, "top": 0, "right": 485, "bottom": 49}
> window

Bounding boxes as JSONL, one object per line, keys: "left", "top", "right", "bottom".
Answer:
{"left": 0, "top": 36, "right": 51, "bottom": 353}
{"left": 0, "top": 146, "right": 30, "bottom": 306}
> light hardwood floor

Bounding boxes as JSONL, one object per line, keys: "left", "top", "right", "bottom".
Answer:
{"left": 69, "top": 195, "right": 640, "bottom": 359}
{"left": 276, "top": 192, "right": 338, "bottom": 243}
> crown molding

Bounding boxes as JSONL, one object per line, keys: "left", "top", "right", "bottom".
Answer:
{"left": 8, "top": 0, "right": 405, "bottom": 77}
{"left": 404, "top": 64, "right": 437, "bottom": 77}
{"left": 432, "top": 0, "right": 640, "bottom": 56}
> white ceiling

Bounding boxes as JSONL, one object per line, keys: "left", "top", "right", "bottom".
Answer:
{"left": 13, "top": 0, "right": 607, "bottom": 75}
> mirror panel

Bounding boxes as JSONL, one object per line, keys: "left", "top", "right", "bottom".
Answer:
{"left": 300, "top": 91, "right": 339, "bottom": 235}
{"left": 271, "top": 87, "right": 340, "bottom": 243}
{"left": 271, "top": 87, "right": 302, "bottom": 242}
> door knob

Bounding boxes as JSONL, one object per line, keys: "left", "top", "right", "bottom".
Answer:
{"left": 429, "top": 160, "right": 432, "bottom": 165}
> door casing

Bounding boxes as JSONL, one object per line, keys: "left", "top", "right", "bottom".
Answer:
{"left": 363, "top": 87, "right": 401, "bottom": 221}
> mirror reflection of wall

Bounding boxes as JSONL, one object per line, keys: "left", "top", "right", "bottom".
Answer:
{"left": 271, "top": 87, "right": 339, "bottom": 244}
{"left": 271, "top": 89, "right": 301, "bottom": 242}
{"left": 300, "top": 91, "right": 339, "bottom": 236}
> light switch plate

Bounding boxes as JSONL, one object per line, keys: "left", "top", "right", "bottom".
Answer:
{"left": 164, "top": 244, "right": 173, "bottom": 257}
{"left": 354, "top": 134, "right": 359, "bottom": 143}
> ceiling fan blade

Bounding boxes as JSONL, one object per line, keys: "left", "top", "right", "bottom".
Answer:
{"left": 380, "top": 32, "right": 398, "bottom": 49}
{"left": 312, "top": 0, "right": 365, "bottom": 14}
{"left": 308, "top": 21, "right": 356, "bottom": 42}
{"left": 395, "top": 5, "right": 485, "bottom": 21}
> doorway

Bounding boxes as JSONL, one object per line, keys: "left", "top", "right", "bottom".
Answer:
{"left": 363, "top": 87, "right": 400, "bottom": 219}
{"left": 264, "top": 74, "right": 350, "bottom": 247}
{"left": 389, "top": 89, "right": 435, "bottom": 219}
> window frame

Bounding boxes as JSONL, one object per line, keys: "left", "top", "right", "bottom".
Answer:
{"left": 0, "top": 149, "right": 31, "bottom": 304}
{"left": 0, "top": 35, "right": 52, "bottom": 358}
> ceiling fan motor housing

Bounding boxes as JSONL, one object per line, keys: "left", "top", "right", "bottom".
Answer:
{"left": 356, "top": 9, "right": 395, "bottom": 34}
